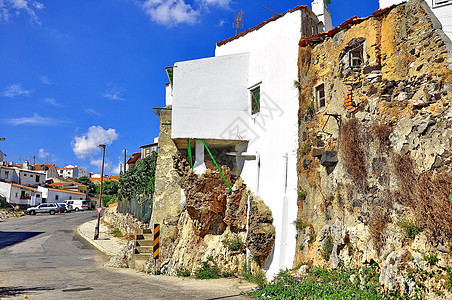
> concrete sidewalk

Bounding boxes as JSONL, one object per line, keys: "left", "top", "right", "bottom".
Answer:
{"left": 77, "top": 219, "right": 127, "bottom": 256}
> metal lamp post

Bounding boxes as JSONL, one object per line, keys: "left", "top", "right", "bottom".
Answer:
{"left": 94, "top": 144, "right": 106, "bottom": 240}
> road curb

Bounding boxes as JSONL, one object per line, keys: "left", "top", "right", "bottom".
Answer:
{"left": 76, "top": 220, "right": 114, "bottom": 256}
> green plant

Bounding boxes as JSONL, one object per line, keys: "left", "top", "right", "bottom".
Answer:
{"left": 337, "top": 192, "right": 343, "bottom": 205}
{"left": 321, "top": 235, "right": 333, "bottom": 261}
{"left": 325, "top": 213, "right": 332, "bottom": 221}
{"left": 177, "top": 267, "right": 191, "bottom": 277}
{"left": 111, "top": 229, "right": 123, "bottom": 238}
{"left": 399, "top": 220, "right": 423, "bottom": 239}
{"left": 228, "top": 237, "right": 244, "bottom": 252}
{"left": 298, "top": 190, "right": 307, "bottom": 201}
{"left": 195, "top": 258, "right": 219, "bottom": 279}
{"left": 294, "top": 218, "right": 307, "bottom": 231}
{"left": 243, "top": 268, "right": 267, "bottom": 287}
{"left": 301, "top": 141, "right": 311, "bottom": 155}
{"left": 423, "top": 253, "right": 438, "bottom": 265}
{"left": 299, "top": 244, "right": 305, "bottom": 251}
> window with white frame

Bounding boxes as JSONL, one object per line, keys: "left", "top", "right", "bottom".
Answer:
{"left": 316, "top": 84, "right": 326, "bottom": 110}
{"left": 350, "top": 44, "right": 363, "bottom": 67}
{"left": 434, "top": 0, "right": 450, "bottom": 6}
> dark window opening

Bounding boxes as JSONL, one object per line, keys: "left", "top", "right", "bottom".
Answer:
{"left": 55, "top": 195, "right": 59, "bottom": 201}
{"left": 316, "top": 84, "right": 326, "bottom": 110}
{"left": 250, "top": 86, "right": 260, "bottom": 115}
{"left": 350, "top": 45, "right": 363, "bottom": 67}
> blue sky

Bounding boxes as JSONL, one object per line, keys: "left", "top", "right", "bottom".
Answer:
{"left": 0, "top": 0, "right": 378, "bottom": 175}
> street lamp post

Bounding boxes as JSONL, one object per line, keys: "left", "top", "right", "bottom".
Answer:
{"left": 94, "top": 144, "right": 106, "bottom": 240}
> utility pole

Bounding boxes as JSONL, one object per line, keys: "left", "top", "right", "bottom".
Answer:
{"left": 123, "top": 149, "right": 127, "bottom": 173}
{"left": 33, "top": 155, "right": 35, "bottom": 165}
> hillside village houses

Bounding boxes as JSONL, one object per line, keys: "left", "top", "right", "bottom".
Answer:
{"left": 0, "top": 160, "right": 89, "bottom": 208}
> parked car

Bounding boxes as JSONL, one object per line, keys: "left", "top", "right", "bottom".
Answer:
{"left": 27, "top": 203, "right": 63, "bottom": 215}
{"left": 58, "top": 203, "right": 73, "bottom": 213}
{"left": 62, "top": 200, "right": 89, "bottom": 211}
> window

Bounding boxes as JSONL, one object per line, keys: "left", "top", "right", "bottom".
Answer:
{"left": 36, "top": 194, "right": 40, "bottom": 198}
{"left": 30, "top": 174, "right": 33, "bottom": 177}
{"left": 5, "top": 171, "right": 8, "bottom": 179}
{"left": 23, "top": 174, "right": 27, "bottom": 177}
{"left": 69, "top": 196, "right": 72, "bottom": 200}
{"left": 350, "top": 45, "right": 363, "bottom": 67}
{"left": 316, "top": 84, "right": 326, "bottom": 110}
{"left": 250, "top": 86, "right": 260, "bottom": 115}
{"left": 35, "top": 175, "right": 40, "bottom": 183}
{"left": 55, "top": 195, "right": 59, "bottom": 201}
{"left": 20, "top": 191, "right": 26, "bottom": 199}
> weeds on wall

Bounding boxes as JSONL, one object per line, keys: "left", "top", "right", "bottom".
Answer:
{"left": 339, "top": 118, "right": 368, "bottom": 189}
{"left": 372, "top": 123, "right": 392, "bottom": 151}
{"left": 321, "top": 235, "right": 333, "bottom": 261}
{"left": 398, "top": 220, "right": 423, "bottom": 239}
{"left": 369, "top": 205, "right": 391, "bottom": 253}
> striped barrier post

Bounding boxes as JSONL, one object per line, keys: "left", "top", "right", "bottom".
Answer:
{"left": 153, "top": 224, "right": 160, "bottom": 260}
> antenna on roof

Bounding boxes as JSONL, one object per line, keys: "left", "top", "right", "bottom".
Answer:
{"left": 260, "top": 6, "right": 278, "bottom": 16}
{"left": 233, "top": 11, "right": 244, "bottom": 35}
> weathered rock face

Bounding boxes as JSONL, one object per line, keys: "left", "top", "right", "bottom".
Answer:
{"left": 246, "top": 195, "right": 276, "bottom": 262}
{"left": 151, "top": 152, "right": 275, "bottom": 276}
{"left": 296, "top": 0, "right": 452, "bottom": 297}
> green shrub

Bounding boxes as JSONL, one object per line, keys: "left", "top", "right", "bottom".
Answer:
{"left": 321, "top": 235, "right": 333, "bottom": 261}
{"left": 243, "top": 269, "right": 267, "bottom": 287}
{"left": 177, "top": 268, "right": 191, "bottom": 277}
{"left": 111, "top": 229, "right": 123, "bottom": 238}
{"left": 195, "top": 258, "right": 219, "bottom": 279}
{"left": 228, "top": 237, "right": 244, "bottom": 252}
{"left": 305, "top": 101, "right": 314, "bottom": 114}
{"left": 399, "top": 220, "right": 424, "bottom": 239}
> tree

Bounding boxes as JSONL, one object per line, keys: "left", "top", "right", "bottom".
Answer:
{"left": 73, "top": 176, "right": 98, "bottom": 197}
{"left": 119, "top": 151, "right": 158, "bottom": 200}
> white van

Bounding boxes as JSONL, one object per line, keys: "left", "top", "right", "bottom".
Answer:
{"left": 63, "top": 200, "right": 89, "bottom": 211}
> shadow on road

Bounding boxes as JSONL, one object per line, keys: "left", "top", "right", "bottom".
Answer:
{"left": 0, "top": 231, "right": 43, "bottom": 250}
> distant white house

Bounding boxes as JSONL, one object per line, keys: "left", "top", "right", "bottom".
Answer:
{"left": 379, "top": 0, "right": 452, "bottom": 40}
{"left": 166, "top": 1, "right": 331, "bottom": 279}
{"left": 57, "top": 165, "right": 89, "bottom": 179}
{"left": 140, "top": 137, "right": 159, "bottom": 159}
{"left": 37, "top": 186, "right": 86, "bottom": 203}
{"left": 0, "top": 182, "right": 42, "bottom": 207}
{"left": 0, "top": 166, "right": 46, "bottom": 187}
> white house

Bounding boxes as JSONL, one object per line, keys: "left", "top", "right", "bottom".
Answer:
{"left": 37, "top": 186, "right": 86, "bottom": 203}
{"left": 0, "top": 182, "right": 42, "bottom": 207}
{"left": 167, "top": 2, "right": 332, "bottom": 278}
{"left": 57, "top": 165, "right": 89, "bottom": 179}
{"left": 379, "top": 0, "right": 452, "bottom": 40}
{"left": 0, "top": 165, "right": 46, "bottom": 187}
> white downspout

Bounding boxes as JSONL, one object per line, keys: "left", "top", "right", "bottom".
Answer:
{"left": 246, "top": 151, "right": 260, "bottom": 272}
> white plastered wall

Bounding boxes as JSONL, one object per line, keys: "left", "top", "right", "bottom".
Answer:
{"left": 214, "top": 9, "right": 303, "bottom": 278}
{"left": 171, "top": 53, "right": 250, "bottom": 140}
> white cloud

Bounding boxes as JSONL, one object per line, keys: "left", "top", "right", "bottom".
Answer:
{"left": 85, "top": 108, "right": 101, "bottom": 116}
{"left": 5, "top": 113, "right": 67, "bottom": 126}
{"left": 218, "top": 19, "right": 225, "bottom": 26}
{"left": 1, "top": 83, "right": 32, "bottom": 97}
{"left": 198, "top": 0, "right": 231, "bottom": 8}
{"left": 103, "top": 87, "right": 125, "bottom": 101}
{"left": 44, "top": 97, "right": 61, "bottom": 107}
{"left": 38, "top": 148, "right": 49, "bottom": 159}
{"left": 90, "top": 158, "right": 122, "bottom": 175}
{"left": 0, "top": 0, "right": 44, "bottom": 23}
{"left": 142, "top": 0, "right": 200, "bottom": 26}
{"left": 39, "top": 75, "right": 53, "bottom": 85}
{"left": 72, "top": 126, "right": 118, "bottom": 159}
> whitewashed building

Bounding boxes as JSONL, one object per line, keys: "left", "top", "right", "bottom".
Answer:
{"left": 379, "top": 0, "right": 452, "bottom": 40}
{"left": 166, "top": 2, "right": 332, "bottom": 278}
{"left": 37, "top": 186, "right": 86, "bottom": 203}
{"left": 0, "top": 182, "right": 42, "bottom": 207}
{"left": 0, "top": 166, "right": 46, "bottom": 187}
{"left": 57, "top": 165, "right": 89, "bottom": 179}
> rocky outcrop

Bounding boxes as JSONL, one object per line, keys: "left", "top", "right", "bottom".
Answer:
{"left": 246, "top": 195, "right": 276, "bottom": 263}
{"left": 102, "top": 207, "right": 147, "bottom": 236}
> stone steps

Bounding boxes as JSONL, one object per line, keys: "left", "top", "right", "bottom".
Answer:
{"left": 131, "top": 229, "right": 153, "bottom": 271}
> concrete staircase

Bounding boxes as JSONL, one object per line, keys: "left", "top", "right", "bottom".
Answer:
{"left": 131, "top": 229, "right": 153, "bottom": 270}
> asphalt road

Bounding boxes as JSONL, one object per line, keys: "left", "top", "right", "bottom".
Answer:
{"left": 0, "top": 211, "right": 248, "bottom": 300}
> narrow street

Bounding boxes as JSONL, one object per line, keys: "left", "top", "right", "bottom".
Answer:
{"left": 0, "top": 212, "right": 248, "bottom": 299}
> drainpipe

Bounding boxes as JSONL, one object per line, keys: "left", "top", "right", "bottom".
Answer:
{"left": 255, "top": 152, "right": 260, "bottom": 194}
{"left": 246, "top": 151, "right": 260, "bottom": 272}
{"left": 283, "top": 153, "right": 288, "bottom": 193}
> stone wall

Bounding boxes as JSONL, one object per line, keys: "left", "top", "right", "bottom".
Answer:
{"left": 102, "top": 207, "right": 147, "bottom": 236}
{"left": 296, "top": 0, "right": 452, "bottom": 297}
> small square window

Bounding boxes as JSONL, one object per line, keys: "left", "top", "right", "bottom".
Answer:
{"left": 316, "top": 84, "right": 326, "bottom": 110}
{"left": 350, "top": 46, "right": 363, "bottom": 67}
{"left": 250, "top": 86, "right": 260, "bottom": 115}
